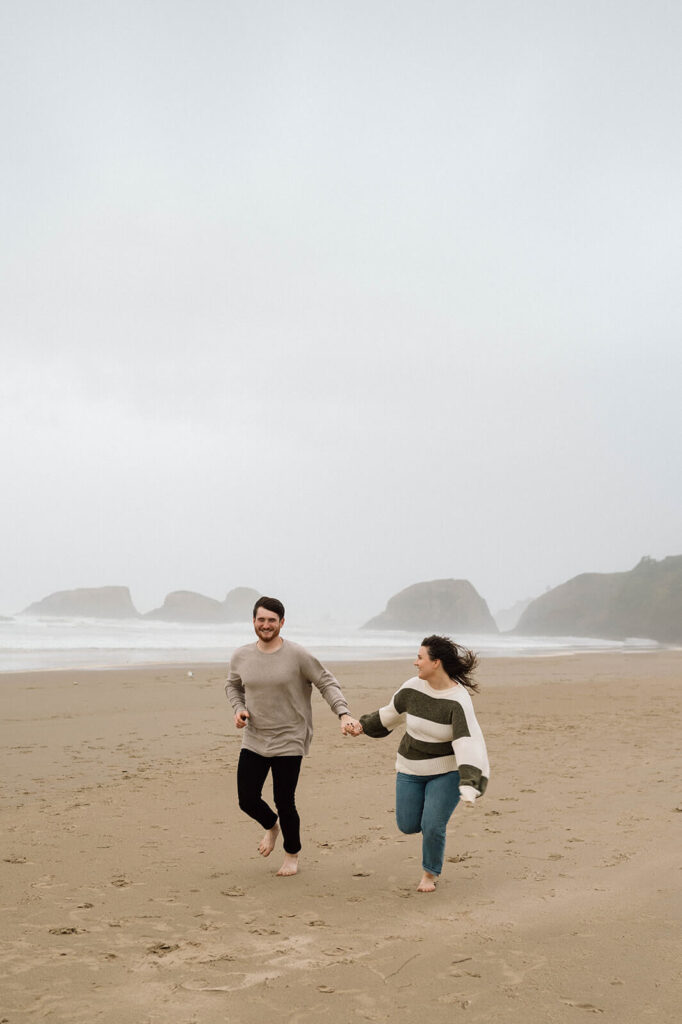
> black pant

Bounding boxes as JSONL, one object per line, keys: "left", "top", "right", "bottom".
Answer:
{"left": 237, "top": 748, "right": 303, "bottom": 854}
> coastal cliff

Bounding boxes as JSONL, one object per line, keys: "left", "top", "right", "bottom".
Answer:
{"left": 514, "top": 555, "right": 682, "bottom": 643}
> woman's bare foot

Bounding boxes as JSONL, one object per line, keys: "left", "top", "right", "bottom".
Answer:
{"left": 258, "top": 823, "right": 280, "bottom": 857}
{"left": 417, "top": 871, "right": 437, "bottom": 892}
{"left": 276, "top": 853, "right": 299, "bottom": 877}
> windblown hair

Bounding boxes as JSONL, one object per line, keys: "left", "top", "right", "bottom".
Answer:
{"left": 253, "top": 596, "right": 285, "bottom": 620}
{"left": 421, "top": 634, "right": 479, "bottom": 693}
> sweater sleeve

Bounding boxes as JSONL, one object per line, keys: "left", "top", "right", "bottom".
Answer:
{"left": 360, "top": 691, "right": 405, "bottom": 737}
{"left": 450, "top": 700, "right": 489, "bottom": 799}
{"left": 225, "top": 658, "right": 247, "bottom": 713}
{"left": 299, "top": 649, "right": 350, "bottom": 717}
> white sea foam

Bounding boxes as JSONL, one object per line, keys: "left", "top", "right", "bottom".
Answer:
{"left": 0, "top": 616, "right": 663, "bottom": 673}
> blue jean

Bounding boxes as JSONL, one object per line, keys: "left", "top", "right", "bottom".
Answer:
{"left": 396, "top": 771, "right": 460, "bottom": 876}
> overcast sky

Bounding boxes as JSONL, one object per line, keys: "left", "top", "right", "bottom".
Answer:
{"left": 1, "top": 0, "right": 680, "bottom": 624}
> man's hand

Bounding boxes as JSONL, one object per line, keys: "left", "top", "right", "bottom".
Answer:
{"left": 340, "top": 714, "right": 362, "bottom": 737}
{"left": 234, "top": 710, "right": 250, "bottom": 729}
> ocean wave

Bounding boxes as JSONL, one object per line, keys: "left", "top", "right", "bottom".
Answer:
{"left": 0, "top": 616, "right": 665, "bottom": 672}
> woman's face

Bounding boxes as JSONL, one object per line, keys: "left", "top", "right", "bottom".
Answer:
{"left": 414, "top": 645, "right": 438, "bottom": 680}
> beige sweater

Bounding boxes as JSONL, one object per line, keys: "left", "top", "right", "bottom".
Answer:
{"left": 225, "top": 639, "right": 350, "bottom": 756}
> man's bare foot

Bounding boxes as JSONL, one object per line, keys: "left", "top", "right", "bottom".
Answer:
{"left": 258, "top": 823, "right": 280, "bottom": 857}
{"left": 276, "top": 853, "right": 299, "bottom": 877}
{"left": 417, "top": 871, "right": 437, "bottom": 892}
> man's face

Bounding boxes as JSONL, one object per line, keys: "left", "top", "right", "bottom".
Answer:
{"left": 253, "top": 607, "right": 283, "bottom": 643}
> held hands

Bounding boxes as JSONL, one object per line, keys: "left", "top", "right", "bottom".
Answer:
{"left": 234, "top": 710, "right": 250, "bottom": 729}
{"left": 339, "top": 714, "right": 363, "bottom": 737}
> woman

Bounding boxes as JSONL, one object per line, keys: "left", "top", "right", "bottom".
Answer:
{"left": 350, "top": 635, "right": 489, "bottom": 893}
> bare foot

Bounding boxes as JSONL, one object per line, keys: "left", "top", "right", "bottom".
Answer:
{"left": 417, "top": 871, "right": 437, "bottom": 892}
{"left": 258, "top": 823, "right": 280, "bottom": 857}
{"left": 276, "top": 853, "right": 299, "bottom": 877}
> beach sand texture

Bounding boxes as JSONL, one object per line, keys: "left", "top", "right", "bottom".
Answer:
{"left": 1, "top": 653, "right": 681, "bottom": 1023}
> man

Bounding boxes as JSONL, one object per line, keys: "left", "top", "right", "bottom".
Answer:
{"left": 225, "top": 596, "right": 360, "bottom": 877}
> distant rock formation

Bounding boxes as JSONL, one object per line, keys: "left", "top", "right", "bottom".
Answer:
{"left": 145, "top": 587, "right": 262, "bottom": 622}
{"left": 19, "top": 584, "right": 263, "bottom": 623}
{"left": 223, "top": 587, "right": 261, "bottom": 622}
{"left": 494, "top": 597, "right": 533, "bottom": 632}
{"left": 514, "top": 555, "right": 682, "bottom": 643}
{"left": 144, "top": 590, "right": 227, "bottom": 622}
{"left": 363, "top": 579, "right": 498, "bottom": 633}
{"left": 21, "top": 586, "right": 141, "bottom": 619}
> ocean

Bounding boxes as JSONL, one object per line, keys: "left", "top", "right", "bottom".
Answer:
{"left": 0, "top": 616, "right": 663, "bottom": 672}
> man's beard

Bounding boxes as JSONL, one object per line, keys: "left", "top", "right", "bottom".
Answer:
{"left": 257, "top": 626, "right": 280, "bottom": 641}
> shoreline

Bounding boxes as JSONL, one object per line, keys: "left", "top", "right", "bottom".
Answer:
{"left": 0, "top": 640, "right": 676, "bottom": 677}
{"left": 1, "top": 645, "right": 679, "bottom": 683}
{"left": 1, "top": 617, "right": 671, "bottom": 675}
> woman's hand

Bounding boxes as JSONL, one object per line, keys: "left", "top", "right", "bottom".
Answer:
{"left": 459, "top": 784, "right": 478, "bottom": 807}
{"left": 234, "top": 710, "right": 250, "bottom": 729}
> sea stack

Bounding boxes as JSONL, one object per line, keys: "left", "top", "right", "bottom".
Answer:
{"left": 144, "top": 590, "right": 227, "bottom": 622}
{"left": 223, "top": 587, "right": 261, "bottom": 621}
{"left": 363, "top": 579, "right": 498, "bottom": 633}
{"left": 21, "top": 586, "right": 141, "bottom": 619}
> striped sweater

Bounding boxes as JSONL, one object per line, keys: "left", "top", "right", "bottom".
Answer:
{"left": 359, "top": 676, "right": 490, "bottom": 803}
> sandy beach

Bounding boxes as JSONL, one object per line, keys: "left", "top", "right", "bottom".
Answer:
{"left": 1, "top": 651, "right": 681, "bottom": 1023}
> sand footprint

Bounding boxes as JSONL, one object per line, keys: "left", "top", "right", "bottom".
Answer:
{"left": 561, "top": 999, "right": 604, "bottom": 1013}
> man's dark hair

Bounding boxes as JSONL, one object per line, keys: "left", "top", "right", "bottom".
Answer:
{"left": 253, "top": 596, "right": 285, "bottom": 620}
{"left": 421, "top": 634, "right": 479, "bottom": 693}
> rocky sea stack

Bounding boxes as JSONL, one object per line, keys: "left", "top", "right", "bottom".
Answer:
{"left": 20, "top": 585, "right": 262, "bottom": 623}
{"left": 223, "top": 587, "right": 261, "bottom": 622}
{"left": 514, "top": 555, "right": 682, "bottom": 643}
{"left": 21, "top": 586, "right": 140, "bottom": 619}
{"left": 363, "top": 579, "right": 498, "bottom": 633}
{"left": 144, "top": 587, "right": 261, "bottom": 622}
{"left": 144, "top": 590, "right": 226, "bottom": 622}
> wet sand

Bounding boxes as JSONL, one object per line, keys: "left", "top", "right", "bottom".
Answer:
{"left": 1, "top": 651, "right": 681, "bottom": 1023}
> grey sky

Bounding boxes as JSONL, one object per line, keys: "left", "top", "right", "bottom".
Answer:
{"left": 2, "top": 0, "right": 681, "bottom": 624}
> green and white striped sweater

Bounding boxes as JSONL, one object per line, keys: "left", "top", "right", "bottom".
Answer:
{"left": 359, "top": 676, "right": 490, "bottom": 803}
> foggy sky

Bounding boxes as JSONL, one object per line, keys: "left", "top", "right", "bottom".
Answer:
{"left": 2, "top": 0, "right": 681, "bottom": 624}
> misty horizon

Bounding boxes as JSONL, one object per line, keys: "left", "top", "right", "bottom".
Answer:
{"left": 7, "top": 549, "right": 678, "bottom": 626}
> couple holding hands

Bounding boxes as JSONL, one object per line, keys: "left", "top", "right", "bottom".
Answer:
{"left": 225, "top": 597, "right": 489, "bottom": 893}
